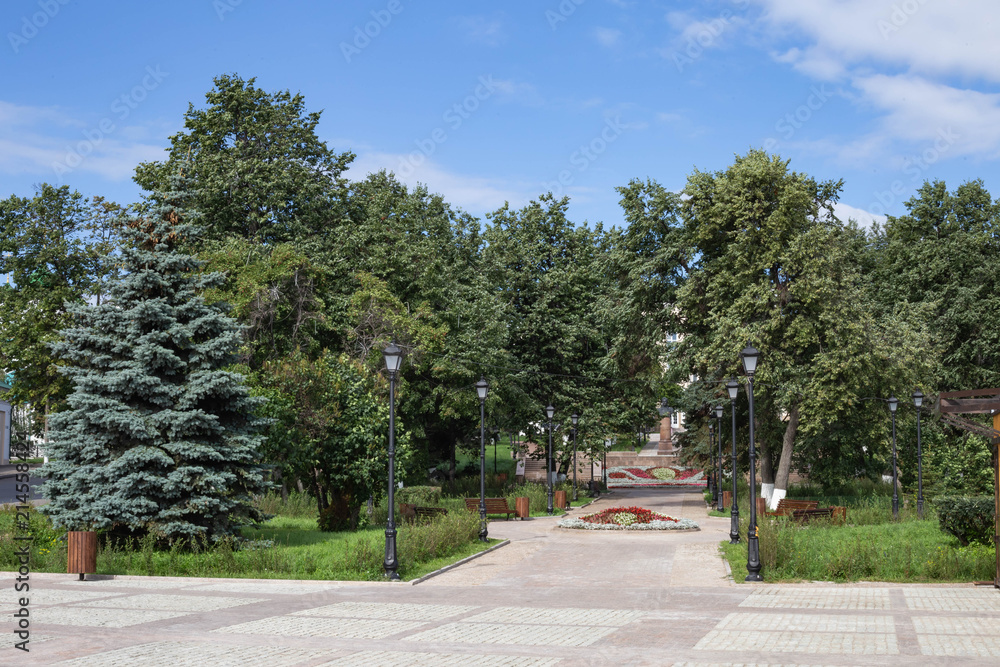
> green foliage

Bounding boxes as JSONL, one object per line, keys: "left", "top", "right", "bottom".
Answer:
{"left": 254, "top": 348, "right": 410, "bottom": 530}
{"left": 397, "top": 486, "right": 442, "bottom": 505}
{"left": 934, "top": 496, "right": 995, "bottom": 546}
{"left": 722, "top": 514, "right": 993, "bottom": 582}
{"left": 251, "top": 491, "right": 316, "bottom": 519}
{"left": 39, "top": 173, "right": 270, "bottom": 541}
{"left": 0, "top": 186, "right": 126, "bottom": 428}
{"left": 134, "top": 73, "right": 354, "bottom": 253}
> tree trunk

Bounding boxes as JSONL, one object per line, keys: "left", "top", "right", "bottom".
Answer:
{"left": 757, "top": 411, "right": 775, "bottom": 502}
{"left": 449, "top": 440, "right": 456, "bottom": 484}
{"left": 771, "top": 404, "right": 800, "bottom": 509}
{"left": 312, "top": 467, "right": 327, "bottom": 514}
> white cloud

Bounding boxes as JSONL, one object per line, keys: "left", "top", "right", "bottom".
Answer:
{"left": 456, "top": 15, "right": 505, "bottom": 47}
{"left": 594, "top": 27, "right": 622, "bottom": 47}
{"left": 758, "top": 0, "right": 1000, "bottom": 83}
{"left": 831, "top": 201, "right": 886, "bottom": 229}
{"left": 0, "top": 101, "right": 167, "bottom": 181}
{"left": 345, "top": 151, "right": 530, "bottom": 214}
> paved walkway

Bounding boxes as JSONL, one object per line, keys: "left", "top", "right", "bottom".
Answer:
{"left": 4, "top": 487, "right": 1000, "bottom": 665}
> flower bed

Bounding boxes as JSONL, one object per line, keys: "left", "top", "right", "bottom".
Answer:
{"left": 606, "top": 465, "right": 705, "bottom": 487}
{"left": 558, "top": 505, "right": 699, "bottom": 531}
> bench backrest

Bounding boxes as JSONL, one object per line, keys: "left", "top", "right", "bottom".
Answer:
{"left": 465, "top": 498, "right": 512, "bottom": 511}
{"left": 776, "top": 499, "right": 818, "bottom": 514}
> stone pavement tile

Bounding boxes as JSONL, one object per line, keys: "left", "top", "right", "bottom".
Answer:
{"left": 462, "top": 606, "right": 643, "bottom": 626}
{"left": 52, "top": 641, "right": 330, "bottom": 666}
{"left": 185, "top": 581, "right": 343, "bottom": 595}
{"left": 69, "top": 593, "right": 265, "bottom": 612}
{"left": 694, "top": 629, "right": 899, "bottom": 656}
{"left": 670, "top": 542, "right": 733, "bottom": 588}
{"left": 912, "top": 616, "right": 1000, "bottom": 636}
{"left": 674, "top": 663, "right": 841, "bottom": 666}
{"left": 55, "top": 577, "right": 196, "bottom": 588}
{"left": 6, "top": 606, "right": 188, "bottom": 628}
{"left": 317, "top": 650, "right": 561, "bottom": 666}
{"left": 2, "top": 588, "right": 125, "bottom": 607}
{"left": 903, "top": 588, "right": 1000, "bottom": 612}
{"left": 916, "top": 634, "right": 1000, "bottom": 658}
{"left": 405, "top": 621, "right": 618, "bottom": 647}
{"left": 739, "top": 588, "right": 891, "bottom": 610}
{"left": 717, "top": 612, "right": 895, "bottom": 633}
{"left": 213, "top": 615, "right": 426, "bottom": 639}
{"left": 292, "top": 601, "right": 478, "bottom": 621}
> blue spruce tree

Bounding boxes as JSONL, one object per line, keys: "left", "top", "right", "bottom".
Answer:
{"left": 40, "top": 174, "right": 270, "bottom": 542}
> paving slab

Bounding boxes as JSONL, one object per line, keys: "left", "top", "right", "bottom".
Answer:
{"left": 3, "top": 486, "right": 1000, "bottom": 665}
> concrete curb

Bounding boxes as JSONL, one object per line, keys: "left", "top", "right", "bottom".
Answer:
{"left": 409, "top": 539, "right": 510, "bottom": 586}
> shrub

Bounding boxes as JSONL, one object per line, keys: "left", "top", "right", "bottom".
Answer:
{"left": 397, "top": 486, "right": 442, "bottom": 505}
{"left": 251, "top": 491, "right": 316, "bottom": 519}
{"left": 934, "top": 496, "right": 995, "bottom": 546}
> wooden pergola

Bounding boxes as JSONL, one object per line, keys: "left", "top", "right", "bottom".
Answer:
{"left": 936, "top": 389, "right": 1000, "bottom": 588}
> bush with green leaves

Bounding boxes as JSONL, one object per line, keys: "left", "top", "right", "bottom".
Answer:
{"left": 934, "top": 496, "right": 995, "bottom": 546}
{"left": 397, "top": 486, "right": 442, "bottom": 505}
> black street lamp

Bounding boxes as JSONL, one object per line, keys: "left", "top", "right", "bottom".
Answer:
{"left": 476, "top": 377, "right": 490, "bottom": 542}
{"left": 546, "top": 404, "right": 555, "bottom": 515}
{"left": 727, "top": 379, "right": 740, "bottom": 544}
{"left": 742, "top": 344, "right": 763, "bottom": 582}
{"left": 715, "top": 404, "right": 724, "bottom": 512}
{"left": 913, "top": 389, "right": 925, "bottom": 519}
{"left": 382, "top": 342, "right": 403, "bottom": 581}
{"left": 726, "top": 378, "right": 753, "bottom": 544}
{"left": 571, "top": 413, "right": 580, "bottom": 502}
{"left": 888, "top": 394, "right": 899, "bottom": 520}
{"left": 708, "top": 423, "right": 716, "bottom": 501}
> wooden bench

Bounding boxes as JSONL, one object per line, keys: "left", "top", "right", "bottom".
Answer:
{"left": 768, "top": 499, "right": 818, "bottom": 517}
{"left": 464, "top": 497, "right": 515, "bottom": 520}
{"left": 399, "top": 503, "right": 448, "bottom": 524}
{"left": 791, "top": 507, "right": 833, "bottom": 521}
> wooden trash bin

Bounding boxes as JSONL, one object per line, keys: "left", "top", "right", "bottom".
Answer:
{"left": 67, "top": 531, "right": 97, "bottom": 580}
{"left": 756, "top": 497, "right": 767, "bottom": 518}
{"left": 554, "top": 490, "right": 568, "bottom": 510}
{"left": 722, "top": 491, "right": 732, "bottom": 510}
{"left": 831, "top": 506, "right": 847, "bottom": 524}
{"left": 515, "top": 497, "right": 529, "bottom": 519}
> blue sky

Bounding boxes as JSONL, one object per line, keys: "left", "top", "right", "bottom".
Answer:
{"left": 3, "top": 0, "right": 1000, "bottom": 230}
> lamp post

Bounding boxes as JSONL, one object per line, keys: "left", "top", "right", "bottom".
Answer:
{"left": 727, "top": 378, "right": 740, "bottom": 544}
{"left": 382, "top": 342, "right": 403, "bottom": 581}
{"left": 546, "top": 405, "right": 555, "bottom": 515}
{"left": 913, "top": 389, "right": 925, "bottom": 519}
{"left": 715, "top": 404, "right": 724, "bottom": 512}
{"left": 708, "top": 423, "right": 716, "bottom": 500}
{"left": 888, "top": 394, "right": 899, "bottom": 520}
{"left": 475, "top": 377, "right": 489, "bottom": 541}
{"left": 571, "top": 413, "right": 579, "bottom": 502}
{"left": 742, "top": 344, "right": 763, "bottom": 582}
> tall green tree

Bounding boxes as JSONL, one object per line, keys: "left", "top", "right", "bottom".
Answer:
{"left": 619, "top": 151, "right": 931, "bottom": 501}
{"left": 0, "top": 185, "right": 125, "bottom": 433}
{"left": 40, "top": 175, "right": 269, "bottom": 541}
{"left": 134, "top": 73, "right": 354, "bottom": 255}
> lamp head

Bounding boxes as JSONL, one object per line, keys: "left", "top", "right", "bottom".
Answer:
{"left": 383, "top": 342, "right": 403, "bottom": 374}
{"left": 912, "top": 388, "right": 924, "bottom": 408}
{"left": 475, "top": 376, "right": 489, "bottom": 401}
{"left": 714, "top": 404, "right": 723, "bottom": 419}
{"left": 571, "top": 413, "right": 579, "bottom": 426}
{"left": 545, "top": 405, "right": 555, "bottom": 421}
{"left": 726, "top": 378, "right": 739, "bottom": 401}
{"left": 888, "top": 395, "right": 898, "bottom": 413}
{"left": 740, "top": 343, "right": 760, "bottom": 377}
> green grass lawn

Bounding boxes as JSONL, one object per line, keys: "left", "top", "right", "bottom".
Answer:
{"left": 1, "top": 502, "right": 498, "bottom": 582}
{"left": 720, "top": 513, "right": 994, "bottom": 583}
